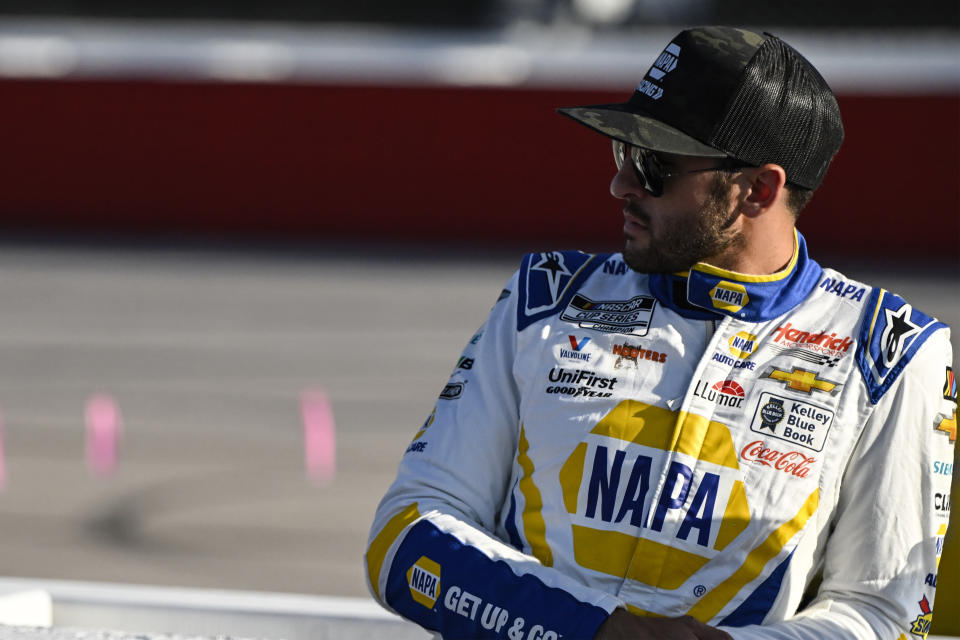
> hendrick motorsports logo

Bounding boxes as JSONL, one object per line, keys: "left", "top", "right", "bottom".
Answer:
{"left": 767, "top": 322, "right": 853, "bottom": 367}
{"left": 561, "top": 294, "right": 655, "bottom": 335}
{"left": 407, "top": 556, "right": 441, "bottom": 608}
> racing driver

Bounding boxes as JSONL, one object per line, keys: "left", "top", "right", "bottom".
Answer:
{"left": 365, "top": 26, "right": 956, "bottom": 639}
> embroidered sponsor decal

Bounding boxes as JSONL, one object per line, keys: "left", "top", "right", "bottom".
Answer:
{"left": 407, "top": 556, "right": 441, "bottom": 608}
{"left": 637, "top": 41, "right": 680, "bottom": 100}
{"left": 611, "top": 341, "right": 667, "bottom": 368}
{"left": 411, "top": 407, "right": 436, "bottom": 442}
{"left": 443, "top": 586, "right": 559, "bottom": 638}
{"left": 762, "top": 366, "right": 842, "bottom": 396}
{"left": 603, "top": 258, "right": 628, "bottom": 275}
{"left": 709, "top": 281, "right": 749, "bottom": 313}
{"left": 767, "top": 322, "right": 853, "bottom": 367}
{"left": 728, "top": 331, "right": 757, "bottom": 359}
{"left": 925, "top": 572, "right": 937, "bottom": 588}
{"left": 749, "top": 392, "right": 834, "bottom": 451}
{"left": 439, "top": 382, "right": 465, "bottom": 400}
{"left": 546, "top": 367, "right": 618, "bottom": 398}
{"left": 933, "top": 460, "right": 954, "bottom": 476}
{"left": 740, "top": 440, "right": 816, "bottom": 478}
{"left": 560, "top": 335, "right": 592, "bottom": 362}
{"left": 945, "top": 367, "right": 957, "bottom": 402}
{"left": 712, "top": 352, "right": 756, "bottom": 370}
{"left": 561, "top": 294, "right": 656, "bottom": 335}
{"left": 935, "top": 492, "right": 950, "bottom": 518}
{"left": 692, "top": 379, "right": 745, "bottom": 408}
{"left": 936, "top": 411, "right": 957, "bottom": 443}
{"left": 879, "top": 304, "right": 921, "bottom": 369}
{"left": 818, "top": 276, "right": 866, "bottom": 302}
{"left": 910, "top": 595, "right": 932, "bottom": 638}
{"left": 456, "top": 357, "right": 474, "bottom": 370}
{"left": 859, "top": 291, "right": 946, "bottom": 401}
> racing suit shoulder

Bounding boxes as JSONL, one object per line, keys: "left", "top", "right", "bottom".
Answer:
{"left": 851, "top": 284, "right": 951, "bottom": 404}
{"left": 516, "top": 250, "right": 612, "bottom": 331}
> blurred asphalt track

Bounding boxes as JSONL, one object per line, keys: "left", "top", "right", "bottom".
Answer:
{"left": 0, "top": 239, "right": 955, "bottom": 600}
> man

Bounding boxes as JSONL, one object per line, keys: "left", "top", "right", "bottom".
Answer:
{"left": 365, "top": 26, "right": 956, "bottom": 639}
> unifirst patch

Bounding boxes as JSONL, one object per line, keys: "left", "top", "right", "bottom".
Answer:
{"left": 749, "top": 392, "right": 834, "bottom": 452}
{"left": 407, "top": 556, "right": 442, "bottom": 608}
{"left": 710, "top": 281, "right": 749, "bottom": 313}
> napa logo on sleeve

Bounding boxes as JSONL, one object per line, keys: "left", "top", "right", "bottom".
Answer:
{"left": 407, "top": 556, "right": 442, "bottom": 608}
{"left": 709, "top": 281, "right": 749, "bottom": 313}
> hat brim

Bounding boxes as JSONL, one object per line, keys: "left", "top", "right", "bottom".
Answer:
{"left": 557, "top": 104, "right": 726, "bottom": 158}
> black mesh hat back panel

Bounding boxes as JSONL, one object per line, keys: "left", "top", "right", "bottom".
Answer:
{"left": 710, "top": 37, "right": 845, "bottom": 189}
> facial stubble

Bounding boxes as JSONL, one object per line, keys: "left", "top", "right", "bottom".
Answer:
{"left": 622, "top": 172, "right": 744, "bottom": 274}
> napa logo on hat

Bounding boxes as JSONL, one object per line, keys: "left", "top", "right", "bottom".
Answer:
{"left": 637, "top": 42, "right": 681, "bottom": 100}
{"left": 710, "top": 281, "right": 749, "bottom": 313}
{"left": 407, "top": 556, "right": 441, "bottom": 608}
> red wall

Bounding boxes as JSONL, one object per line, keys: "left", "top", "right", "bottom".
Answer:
{"left": 1, "top": 79, "right": 957, "bottom": 258}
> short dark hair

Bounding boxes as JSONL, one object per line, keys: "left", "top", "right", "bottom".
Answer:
{"left": 785, "top": 184, "right": 814, "bottom": 217}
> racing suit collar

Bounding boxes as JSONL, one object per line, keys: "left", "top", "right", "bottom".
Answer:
{"left": 648, "top": 230, "right": 823, "bottom": 322}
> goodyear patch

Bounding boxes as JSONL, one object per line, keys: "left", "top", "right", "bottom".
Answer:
{"left": 710, "top": 281, "right": 749, "bottom": 313}
{"left": 407, "top": 556, "right": 441, "bottom": 609}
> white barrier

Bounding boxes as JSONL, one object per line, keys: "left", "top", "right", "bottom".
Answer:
{"left": 0, "top": 578, "right": 957, "bottom": 639}
{"left": 0, "top": 578, "right": 431, "bottom": 640}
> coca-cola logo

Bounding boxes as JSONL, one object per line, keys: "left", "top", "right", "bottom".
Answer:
{"left": 740, "top": 440, "right": 816, "bottom": 478}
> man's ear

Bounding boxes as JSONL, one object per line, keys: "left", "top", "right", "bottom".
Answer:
{"left": 742, "top": 164, "right": 787, "bottom": 216}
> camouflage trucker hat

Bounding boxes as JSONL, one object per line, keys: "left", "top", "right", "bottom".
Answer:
{"left": 557, "top": 27, "right": 844, "bottom": 190}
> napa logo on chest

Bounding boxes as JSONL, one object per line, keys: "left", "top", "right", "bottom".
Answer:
{"left": 557, "top": 401, "right": 753, "bottom": 590}
{"left": 407, "top": 556, "right": 442, "bottom": 608}
{"left": 709, "top": 281, "right": 749, "bottom": 313}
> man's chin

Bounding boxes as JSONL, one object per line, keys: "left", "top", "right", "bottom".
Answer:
{"left": 622, "top": 247, "right": 695, "bottom": 275}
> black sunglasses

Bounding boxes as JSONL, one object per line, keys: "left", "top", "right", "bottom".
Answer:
{"left": 612, "top": 140, "right": 746, "bottom": 197}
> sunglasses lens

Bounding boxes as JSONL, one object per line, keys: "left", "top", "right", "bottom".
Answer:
{"left": 612, "top": 141, "right": 664, "bottom": 196}
{"left": 632, "top": 147, "right": 663, "bottom": 197}
{"left": 612, "top": 140, "right": 626, "bottom": 170}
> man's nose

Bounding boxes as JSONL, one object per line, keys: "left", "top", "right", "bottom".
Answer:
{"left": 610, "top": 160, "right": 647, "bottom": 200}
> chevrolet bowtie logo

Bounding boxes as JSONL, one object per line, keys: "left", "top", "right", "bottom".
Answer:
{"left": 763, "top": 367, "right": 841, "bottom": 395}
{"left": 936, "top": 411, "right": 957, "bottom": 443}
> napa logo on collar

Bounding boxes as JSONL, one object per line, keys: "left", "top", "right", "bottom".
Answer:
{"left": 709, "top": 281, "right": 749, "bottom": 313}
{"left": 407, "top": 556, "right": 442, "bottom": 608}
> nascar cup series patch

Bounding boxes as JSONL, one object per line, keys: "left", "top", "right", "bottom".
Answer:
{"left": 407, "top": 556, "right": 442, "bottom": 608}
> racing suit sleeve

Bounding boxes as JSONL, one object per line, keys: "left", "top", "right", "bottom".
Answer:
{"left": 720, "top": 328, "right": 956, "bottom": 640}
{"left": 364, "top": 270, "right": 623, "bottom": 640}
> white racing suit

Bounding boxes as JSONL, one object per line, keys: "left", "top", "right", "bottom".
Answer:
{"left": 366, "top": 232, "right": 956, "bottom": 640}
